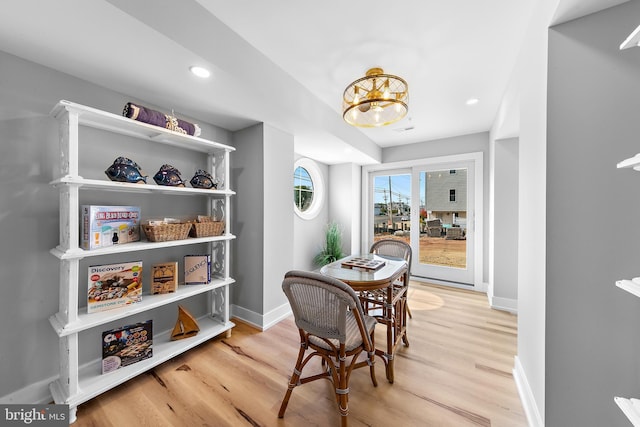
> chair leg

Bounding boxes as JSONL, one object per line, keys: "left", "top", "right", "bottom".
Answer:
{"left": 278, "top": 344, "right": 306, "bottom": 418}
{"left": 368, "top": 334, "right": 378, "bottom": 387}
{"left": 407, "top": 303, "right": 413, "bottom": 319}
{"left": 401, "top": 297, "right": 410, "bottom": 347}
{"left": 337, "top": 346, "right": 349, "bottom": 427}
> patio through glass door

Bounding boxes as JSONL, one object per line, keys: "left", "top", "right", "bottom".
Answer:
{"left": 411, "top": 162, "right": 474, "bottom": 285}
{"left": 369, "top": 160, "right": 475, "bottom": 285}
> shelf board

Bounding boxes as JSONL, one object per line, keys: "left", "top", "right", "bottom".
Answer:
{"left": 50, "top": 176, "right": 235, "bottom": 196}
{"left": 50, "top": 100, "right": 235, "bottom": 154}
{"left": 617, "top": 154, "right": 640, "bottom": 170}
{"left": 615, "top": 396, "right": 640, "bottom": 426}
{"left": 51, "top": 234, "right": 236, "bottom": 260}
{"left": 621, "top": 25, "right": 640, "bottom": 50}
{"left": 615, "top": 279, "right": 640, "bottom": 298}
{"left": 49, "top": 278, "right": 234, "bottom": 336}
{"left": 50, "top": 315, "right": 235, "bottom": 408}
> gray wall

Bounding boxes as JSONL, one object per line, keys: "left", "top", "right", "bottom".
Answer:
{"left": 491, "top": 138, "right": 519, "bottom": 306}
{"left": 231, "top": 123, "right": 295, "bottom": 325}
{"left": 262, "top": 125, "right": 294, "bottom": 313}
{"left": 0, "top": 50, "right": 231, "bottom": 402}
{"left": 0, "top": 48, "right": 303, "bottom": 403}
{"left": 231, "top": 125, "right": 265, "bottom": 315}
{"left": 382, "top": 132, "right": 491, "bottom": 283}
{"left": 547, "top": 2, "right": 640, "bottom": 425}
{"left": 329, "top": 163, "right": 362, "bottom": 255}
{"left": 293, "top": 155, "right": 329, "bottom": 271}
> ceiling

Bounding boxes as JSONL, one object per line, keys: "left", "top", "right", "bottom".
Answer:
{"left": 0, "top": 0, "right": 628, "bottom": 165}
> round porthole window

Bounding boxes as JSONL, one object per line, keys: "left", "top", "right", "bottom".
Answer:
{"left": 293, "top": 158, "right": 323, "bottom": 220}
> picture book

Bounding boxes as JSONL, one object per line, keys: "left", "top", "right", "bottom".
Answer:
{"left": 87, "top": 261, "right": 143, "bottom": 313}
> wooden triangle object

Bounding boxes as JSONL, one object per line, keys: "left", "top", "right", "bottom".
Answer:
{"left": 170, "top": 305, "right": 200, "bottom": 340}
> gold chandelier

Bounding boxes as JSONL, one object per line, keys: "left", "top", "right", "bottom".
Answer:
{"left": 342, "top": 67, "right": 409, "bottom": 127}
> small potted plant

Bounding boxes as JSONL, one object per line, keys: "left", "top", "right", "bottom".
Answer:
{"left": 314, "top": 222, "right": 344, "bottom": 266}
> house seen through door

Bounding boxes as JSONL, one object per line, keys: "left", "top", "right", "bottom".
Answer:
{"left": 369, "top": 159, "right": 475, "bottom": 286}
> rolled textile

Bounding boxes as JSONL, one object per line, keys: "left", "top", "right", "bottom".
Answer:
{"left": 123, "top": 102, "right": 201, "bottom": 137}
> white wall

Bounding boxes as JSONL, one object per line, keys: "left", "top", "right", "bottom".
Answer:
{"left": 546, "top": 2, "right": 640, "bottom": 425}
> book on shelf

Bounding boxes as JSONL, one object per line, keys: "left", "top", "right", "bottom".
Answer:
{"left": 102, "top": 320, "right": 153, "bottom": 374}
{"left": 87, "top": 261, "right": 143, "bottom": 313}
{"left": 81, "top": 205, "right": 141, "bottom": 250}
{"left": 184, "top": 254, "right": 211, "bottom": 284}
{"left": 152, "top": 261, "right": 178, "bottom": 294}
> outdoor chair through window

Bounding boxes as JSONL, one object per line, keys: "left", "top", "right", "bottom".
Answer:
{"left": 279, "top": 270, "right": 378, "bottom": 427}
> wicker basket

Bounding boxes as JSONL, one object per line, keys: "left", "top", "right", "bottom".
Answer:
{"left": 189, "top": 221, "right": 224, "bottom": 238}
{"left": 142, "top": 222, "right": 191, "bottom": 242}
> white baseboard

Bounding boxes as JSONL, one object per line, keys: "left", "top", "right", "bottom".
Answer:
{"left": 513, "top": 356, "right": 544, "bottom": 427}
{"left": 231, "top": 302, "right": 291, "bottom": 331}
{"left": 0, "top": 376, "right": 54, "bottom": 405}
{"left": 489, "top": 294, "right": 518, "bottom": 314}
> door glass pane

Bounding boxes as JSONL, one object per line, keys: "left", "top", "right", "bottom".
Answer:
{"left": 419, "top": 169, "right": 467, "bottom": 269}
{"left": 373, "top": 174, "right": 411, "bottom": 245}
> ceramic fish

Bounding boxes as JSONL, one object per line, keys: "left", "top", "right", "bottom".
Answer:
{"left": 153, "top": 164, "right": 185, "bottom": 187}
{"left": 105, "top": 157, "right": 148, "bottom": 184}
{"left": 189, "top": 169, "right": 218, "bottom": 189}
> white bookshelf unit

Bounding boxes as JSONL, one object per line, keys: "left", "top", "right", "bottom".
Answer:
{"left": 48, "top": 100, "right": 236, "bottom": 422}
{"left": 615, "top": 153, "right": 640, "bottom": 426}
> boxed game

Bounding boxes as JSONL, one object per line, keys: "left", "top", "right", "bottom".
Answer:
{"left": 87, "top": 261, "right": 143, "bottom": 313}
{"left": 184, "top": 254, "right": 211, "bottom": 284}
{"left": 152, "top": 261, "right": 178, "bottom": 294}
{"left": 81, "top": 205, "right": 141, "bottom": 250}
{"left": 102, "top": 320, "right": 153, "bottom": 374}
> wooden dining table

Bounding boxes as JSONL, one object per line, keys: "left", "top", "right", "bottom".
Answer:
{"left": 320, "top": 254, "right": 409, "bottom": 383}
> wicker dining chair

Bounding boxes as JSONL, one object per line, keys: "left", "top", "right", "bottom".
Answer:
{"left": 278, "top": 270, "right": 378, "bottom": 427}
{"left": 370, "top": 238, "right": 413, "bottom": 320}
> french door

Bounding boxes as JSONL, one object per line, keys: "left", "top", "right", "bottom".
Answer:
{"left": 366, "top": 155, "right": 479, "bottom": 286}
{"left": 410, "top": 160, "right": 475, "bottom": 284}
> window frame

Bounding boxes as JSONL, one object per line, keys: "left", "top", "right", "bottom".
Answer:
{"left": 293, "top": 157, "right": 324, "bottom": 220}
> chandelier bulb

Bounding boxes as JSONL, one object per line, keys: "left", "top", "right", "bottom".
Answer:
{"left": 383, "top": 80, "right": 391, "bottom": 99}
{"left": 353, "top": 86, "right": 360, "bottom": 104}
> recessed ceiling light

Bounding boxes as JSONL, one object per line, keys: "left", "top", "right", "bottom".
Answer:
{"left": 466, "top": 98, "right": 479, "bottom": 106}
{"left": 189, "top": 66, "right": 211, "bottom": 78}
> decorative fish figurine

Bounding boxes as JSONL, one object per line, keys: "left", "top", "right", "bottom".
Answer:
{"left": 105, "top": 157, "right": 148, "bottom": 184}
{"left": 153, "top": 164, "right": 185, "bottom": 187}
{"left": 189, "top": 169, "right": 218, "bottom": 189}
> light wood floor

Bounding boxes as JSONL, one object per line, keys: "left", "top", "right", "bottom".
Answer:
{"left": 73, "top": 282, "right": 527, "bottom": 427}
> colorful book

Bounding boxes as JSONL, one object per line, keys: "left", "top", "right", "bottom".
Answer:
{"left": 184, "top": 254, "right": 211, "bottom": 284}
{"left": 87, "top": 261, "right": 143, "bottom": 313}
{"left": 152, "top": 262, "right": 178, "bottom": 294}
{"left": 102, "top": 320, "right": 153, "bottom": 374}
